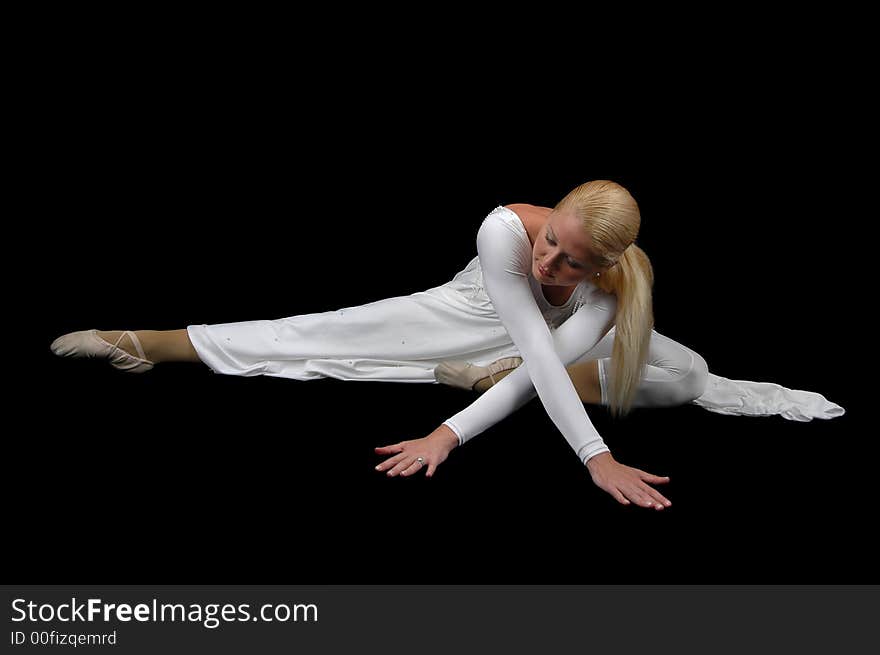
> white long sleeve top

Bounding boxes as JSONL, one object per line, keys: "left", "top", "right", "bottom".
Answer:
{"left": 442, "top": 206, "right": 618, "bottom": 465}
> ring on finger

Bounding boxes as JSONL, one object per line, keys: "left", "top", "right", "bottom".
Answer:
{"left": 402, "top": 457, "right": 425, "bottom": 475}
{"left": 401, "top": 457, "right": 425, "bottom": 476}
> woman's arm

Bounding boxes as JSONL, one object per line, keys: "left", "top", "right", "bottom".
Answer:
{"left": 441, "top": 211, "right": 617, "bottom": 465}
{"left": 442, "top": 295, "right": 616, "bottom": 463}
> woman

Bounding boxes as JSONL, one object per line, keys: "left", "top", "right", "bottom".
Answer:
{"left": 50, "top": 180, "right": 844, "bottom": 509}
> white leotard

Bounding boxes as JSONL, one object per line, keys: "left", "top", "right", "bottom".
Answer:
{"left": 442, "top": 206, "right": 618, "bottom": 465}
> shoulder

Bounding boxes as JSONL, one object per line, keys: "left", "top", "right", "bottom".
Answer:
{"left": 503, "top": 203, "right": 546, "bottom": 225}
{"left": 476, "top": 206, "right": 533, "bottom": 272}
{"left": 503, "top": 204, "right": 550, "bottom": 244}
{"left": 503, "top": 203, "right": 534, "bottom": 214}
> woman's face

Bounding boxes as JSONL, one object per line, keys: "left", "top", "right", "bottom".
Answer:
{"left": 532, "top": 209, "right": 601, "bottom": 286}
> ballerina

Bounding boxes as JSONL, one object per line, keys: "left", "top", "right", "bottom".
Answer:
{"left": 50, "top": 180, "right": 845, "bottom": 509}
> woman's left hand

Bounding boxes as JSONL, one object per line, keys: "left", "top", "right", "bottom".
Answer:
{"left": 374, "top": 425, "right": 459, "bottom": 478}
{"left": 586, "top": 452, "right": 672, "bottom": 509}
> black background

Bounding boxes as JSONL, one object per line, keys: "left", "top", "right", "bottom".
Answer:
{"left": 12, "top": 22, "right": 869, "bottom": 584}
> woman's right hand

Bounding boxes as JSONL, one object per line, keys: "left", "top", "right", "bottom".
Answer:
{"left": 374, "top": 424, "right": 459, "bottom": 478}
{"left": 586, "top": 452, "right": 672, "bottom": 510}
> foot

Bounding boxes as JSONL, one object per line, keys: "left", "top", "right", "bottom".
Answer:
{"left": 434, "top": 357, "right": 523, "bottom": 392}
{"left": 50, "top": 329, "right": 155, "bottom": 373}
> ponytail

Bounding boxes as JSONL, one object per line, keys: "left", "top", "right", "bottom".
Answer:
{"left": 593, "top": 243, "right": 655, "bottom": 418}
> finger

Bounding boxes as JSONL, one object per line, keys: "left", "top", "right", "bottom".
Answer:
{"left": 633, "top": 468, "right": 670, "bottom": 484}
{"left": 404, "top": 457, "right": 431, "bottom": 477}
{"left": 637, "top": 482, "right": 671, "bottom": 509}
{"left": 600, "top": 485, "right": 630, "bottom": 505}
{"left": 426, "top": 462, "right": 437, "bottom": 477}
{"left": 388, "top": 457, "right": 417, "bottom": 477}
{"left": 610, "top": 487, "right": 631, "bottom": 505}
{"left": 376, "top": 453, "right": 407, "bottom": 472}
{"left": 624, "top": 485, "right": 657, "bottom": 508}
{"left": 400, "top": 458, "right": 427, "bottom": 477}
{"left": 637, "top": 480, "right": 671, "bottom": 505}
{"left": 374, "top": 444, "right": 404, "bottom": 453}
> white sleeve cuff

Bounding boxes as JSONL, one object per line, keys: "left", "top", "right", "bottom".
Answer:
{"left": 582, "top": 445, "right": 611, "bottom": 466}
{"left": 442, "top": 420, "right": 465, "bottom": 446}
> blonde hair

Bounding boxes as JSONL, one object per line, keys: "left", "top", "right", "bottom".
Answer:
{"left": 555, "top": 180, "right": 655, "bottom": 418}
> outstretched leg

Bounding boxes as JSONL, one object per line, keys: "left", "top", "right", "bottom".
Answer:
{"left": 184, "top": 290, "right": 526, "bottom": 382}
{"left": 53, "top": 284, "right": 518, "bottom": 380}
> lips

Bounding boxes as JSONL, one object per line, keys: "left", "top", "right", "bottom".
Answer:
{"left": 539, "top": 265, "right": 551, "bottom": 277}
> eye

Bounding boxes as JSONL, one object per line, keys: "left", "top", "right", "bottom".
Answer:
{"left": 546, "top": 232, "right": 582, "bottom": 268}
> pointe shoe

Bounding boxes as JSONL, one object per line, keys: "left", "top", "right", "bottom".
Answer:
{"left": 50, "top": 329, "right": 155, "bottom": 373}
{"left": 434, "top": 356, "right": 523, "bottom": 390}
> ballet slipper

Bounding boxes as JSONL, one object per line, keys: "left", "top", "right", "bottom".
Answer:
{"left": 50, "top": 329, "right": 155, "bottom": 373}
{"left": 434, "top": 356, "right": 523, "bottom": 391}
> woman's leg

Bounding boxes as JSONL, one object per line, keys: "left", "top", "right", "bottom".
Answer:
{"left": 96, "top": 330, "right": 202, "bottom": 364}
{"left": 586, "top": 329, "right": 710, "bottom": 408}
{"left": 565, "top": 360, "right": 603, "bottom": 405}
{"left": 475, "top": 328, "right": 709, "bottom": 408}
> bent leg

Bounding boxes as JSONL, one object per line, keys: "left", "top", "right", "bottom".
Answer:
{"left": 569, "top": 327, "right": 709, "bottom": 407}
{"left": 470, "top": 328, "right": 709, "bottom": 408}
{"left": 565, "top": 360, "right": 603, "bottom": 405}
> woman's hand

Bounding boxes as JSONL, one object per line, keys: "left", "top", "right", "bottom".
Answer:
{"left": 586, "top": 452, "right": 672, "bottom": 510}
{"left": 374, "top": 424, "right": 459, "bottom": 478}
